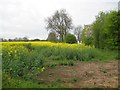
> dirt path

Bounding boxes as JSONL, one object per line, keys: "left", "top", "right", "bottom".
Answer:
{"left": 38, "top": 60, "right": 118, "bottom": 88}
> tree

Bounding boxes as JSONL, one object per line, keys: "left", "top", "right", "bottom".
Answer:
{"left": 81, "top": 24, "right": 93, "bottom": 45}
{"left": 45, "top": 9, "right": 73, "bottom": 41}
{"left": 103, "top": 11, "right": 119, "bottom": 50}
{"left": 8, "top": 39, "right": 13, "bottom": 42}
{"left": 0, "top": 38, "right": 7, "bottom": 42}
{"left": 32, "top": 39, "right": 40, "bottom": 41}
{"left": 64, "top": 33, "right": 77, "bottom": 44}
{"left": 47, "top": 32, "right": 57, "bottom": 42}
{"left": 0, "top": 38, "right": 4, "bottom": 42}
{"left": 74, "top": 25, "right": 82, "bottom": 43}
{"left": 23, "top": 37, "right": 29, "bottom": 41}
{"left": 92, "top": 11, "right": 119, "bottom": 50}
{"left": 92, "top": 11, "right": 106, "bottom": 48}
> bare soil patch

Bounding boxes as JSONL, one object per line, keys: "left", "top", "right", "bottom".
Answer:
{"left": 38, "top": 60, "right": 118, "bottom": 88}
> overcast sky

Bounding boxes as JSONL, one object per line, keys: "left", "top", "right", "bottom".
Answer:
{"left": 0, "top": 0, "right": 119, "bottom": 40}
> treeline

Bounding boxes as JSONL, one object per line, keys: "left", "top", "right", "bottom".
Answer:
{"left": 46, "top": 9, "right": 119, "bottom": 50}
{"left": 1, "top": 10, "right": 119, "bottom": 50}
{"left": 81, "top": 10, "right": 119, "bottom": 50}
{"left": 0, "top": 37, "right": 46, "bottom": 42}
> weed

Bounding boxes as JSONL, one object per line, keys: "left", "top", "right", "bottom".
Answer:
{"left": 47, "top": 63, "right": 57, "bottom": 67}
{"left": 56, "top": 78, "right": 65, "bottom": 83}
{"left": 59, "top": 60, "right": 74, "bottom": 66}
{"left": 71, "top": 78, "right": 79, "bottom": 83}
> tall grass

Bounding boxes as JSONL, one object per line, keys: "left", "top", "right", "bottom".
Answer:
{"left": 2, "top": 42, "right": 118, "bottom": 88}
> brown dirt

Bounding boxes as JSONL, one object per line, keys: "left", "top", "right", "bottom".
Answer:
{"left": 38, "top": 60, "right": 118, "bottom": 88}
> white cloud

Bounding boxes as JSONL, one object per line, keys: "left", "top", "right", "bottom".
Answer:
{"left": 0, "top": 0, "right": 119, "bottom": 39}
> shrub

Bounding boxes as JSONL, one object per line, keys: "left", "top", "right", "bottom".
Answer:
{"left": 64, "top": 34, "right": 77, "bottom": 44}
{"left": 47, "top": 32, "right": 57, "bottom": 42}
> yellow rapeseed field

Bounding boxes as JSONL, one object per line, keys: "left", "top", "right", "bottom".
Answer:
{"left": 2, "top": 41, "right": 93, "bottom": 49}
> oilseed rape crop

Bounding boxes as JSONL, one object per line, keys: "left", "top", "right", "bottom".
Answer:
{"left": 2, "top": 41, "right": 117, "bottom": 88}
{"left": 2, "top": 41, "right": 96, "bottom": 76}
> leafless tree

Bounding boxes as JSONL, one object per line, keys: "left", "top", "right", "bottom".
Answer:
{"left": 74, "top": 25, "right": 82, "bottom": 43}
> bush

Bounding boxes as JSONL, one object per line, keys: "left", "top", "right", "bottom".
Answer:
{"left": 47, "top": 32, "right": 57, "bottom": 42}
{"left": 64, "top": 34, "right": 77, "bottom": 44}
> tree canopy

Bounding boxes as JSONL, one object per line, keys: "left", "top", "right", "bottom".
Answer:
{"left": 64, "top": 33, "right": 77, "bottom": 44}
{"left": 45, "top": 9, "right": 73, "bottom": 41}
{"left": 81, "top": 10, "right": 119, "bottom": 50}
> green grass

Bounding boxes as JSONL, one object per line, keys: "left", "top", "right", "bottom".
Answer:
{"left": 2, "top": 73, "right": 69, "bottom": 88}
{"left": 59, "top": 60, "right": 74, "bottom": 66}
{"left": 2, "top": 42, "right": 118, "bottom": 88}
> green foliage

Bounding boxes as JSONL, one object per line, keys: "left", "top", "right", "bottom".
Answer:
{"left": 47, "top": 63, "right": 57, "bottom": 67}
{"left": 23, "top": 43, "right": 34, "bottom": 51}
{"left": 64, "top": 34, "right": 77, "bottom": 44}
{"left": 47, "top": 32, "right": 57, "bottom": 42}
{"left": 81, "top": 10, "right": 119, "bottom": 50}
{"left": 2, "top": 44, "right": 43, "bottom": 79}
{"left": 2, "top": 42, "right": 118, "bottom": 88}
{"left": 59, "top": 60, "right": 74, "bottom": 66}
{"left": 92, "top": 11, "right": 119, "bottom": 50}
{"left": 81, "top": 25, "right": 93, "bottom": 45}
{"left": 34, "top": 43, "right": 117, "bottom": 61}
{"left": 71, "top": 78, "right": 79, "bottom": 83}
{"left": 2, "top": 72, "right": 46, "bottom": 88}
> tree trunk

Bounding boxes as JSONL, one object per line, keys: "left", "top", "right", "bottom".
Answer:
{"left": 60, "top": 34, "right": 63, "bottom": 42}
{"left": 61, "top": 34, "right": 63, "bottom": 41}
{"left": 77, "top": 35, "right": 80, "bottom": 43}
